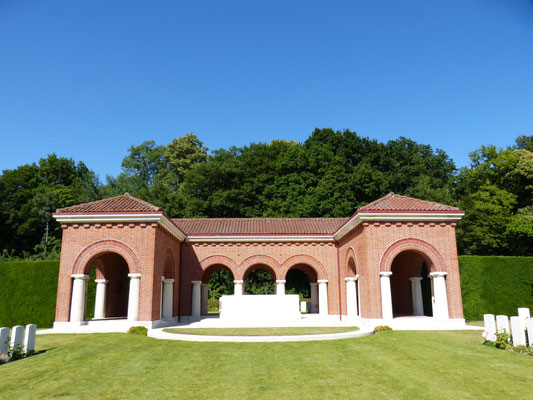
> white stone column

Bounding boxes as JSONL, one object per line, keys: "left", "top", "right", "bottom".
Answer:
{"left": 127, "top": 273, "right": 141, "bottom": 321}
{"left": 276, "top": 280, "right": 286, "bottom": 296}
{"left": 409, "top": 277, "right": 424, "bottom": 316}
{"left": 345, "top": 277, "right": 358, "bottom": 318}
{"left": 380, "top": 271, "right": 393, "bottom": 321}
{"left": 162, "top": 278, "right": 174, "bottom": 320}
{"left": 233, "top": 280, "right": 244, "bottom": 296}
{"left": 317, "top": 279, "right": 328, "bottom": 316}
{"left": 310, "top": 282, "right": 318, "bottom": 313}
{"left": 93, "top": 279, "right": 108, "bottom": 320}
{"left": 201, "top": 283, "right": 209, "bottom": 315}
{"left": 191, "top": 280, "right": 202, "bottom": 319}
{"left": 70, "top": 274, "right": 89, "bottom": 322}
{"left": 429, "top": 272, "right": 449, "bottom": 320}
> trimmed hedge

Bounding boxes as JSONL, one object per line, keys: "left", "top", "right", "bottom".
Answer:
{"left": 1, "top": 256, "right": 532, "bottom": 328}
{"left": 459, "top": 256, "right": 533, "bottom": 321}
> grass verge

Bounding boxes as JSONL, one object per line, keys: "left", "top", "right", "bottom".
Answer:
{"left": 163, "top": 327, "right": 359, "bottom": 336}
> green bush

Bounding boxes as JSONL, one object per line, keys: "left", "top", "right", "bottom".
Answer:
{"left": 208, "top": 298, "right": 219, "bottom": 313}
{"left": 8, "top": 344, "right": 27, "bottom": 361}
{"left": 128, "top": 326, "right": 148, "bottom": 336}
{"left": 513, "top": 345, "right": 528, "bottom": 354}
{"left": 459, "top": 256, "right": 533, "bottom": 321}
{"left": 495, "top": 332, "right": 512, "bottom": 349}
{"left": 374, "top": 326, "right": 392, "bottom": 333}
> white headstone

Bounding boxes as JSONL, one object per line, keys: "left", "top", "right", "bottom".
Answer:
{"left": 510, "top": 316, "right": 527, "bottom": 347}
{"left": 0, "top": 327, "right": 9, "bottom": 355}
{"left": 300, "top": 301, "right": 307, "bottom": 313}
{"left": 10, "top": 325, "right": 24, "bottom": 348}
{"left": 526, "top": 319, "right": 533, "bottom": 347}
{"left": 518, "top": 308, "right": 530, "bottom": 326}
{"left": 483, "top": 314, "right": 496, "bottom": 341}
{"left": 23, "top": 324, "right": 37, "bottom": 354}
{"left": 496, "top": 315, "right": 510, "bottom": 334}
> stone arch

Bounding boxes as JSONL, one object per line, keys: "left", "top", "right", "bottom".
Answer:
{"left": 72, "top": 240, "right": 141, "bottom": 275}
{"left": 238, "top": 255, "right": 281, "bottom": 280}
{"left": 380, "top": 238, "right": 446, "bottom": 273}
{"left": 280, "top": 255, "right": 327, "bottom": 281}
{"left": 345, "top": 247, "right": 358, "bottom": 277}
{"left": 193, "top": 255, "right": 239, "bottom": 281}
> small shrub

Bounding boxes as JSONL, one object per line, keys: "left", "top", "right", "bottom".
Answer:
{"left": 374, "top": 325, "right": 393, "bottom": 333}
{"left": 527, "top": 346, "right": 533, "bottom": 356}
{"left": 128, "top": 326, "right": 148, "bottom": 336}
{"left": 208, "top": 298, "right": 219, "bottom": 313}
{"left": 8, "top": 344, "right": 27, "bottom": 361}
{"left": 513, "top": 345, "right": 528, "bottom": 354}
{"left": 495, "top": 332, "right": 512, "bottom": 350}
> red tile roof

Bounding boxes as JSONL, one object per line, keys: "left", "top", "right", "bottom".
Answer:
{"left": 55, "top": 194, "right": 162, "bottom": 214}
{"left": 172, "top": 218, "right": 346, "bottom": 236}
{"left": 357, "top": 193, "right": 461, "bottom": 213}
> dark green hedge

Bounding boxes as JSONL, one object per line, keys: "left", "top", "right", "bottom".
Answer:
{"left": 459, "top": 256, "right": 533, "bottom": 321}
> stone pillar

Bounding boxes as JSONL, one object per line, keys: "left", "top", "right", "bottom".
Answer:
{"left": 429, "top": 272, "right": 449, "bottom": 320}
{"left": 70, "top": 274, "right": 89, "bottom": 322}
{"left": 0, "top": 327, "right": 10, "bottom": 356}
{"left": 380, "top": 271, "right": 393, "bottom": 321}
{"left": 233, "top": 280, "right": 244, "bottom": 296}
{"left": 345, "top": 277, "right": 358, "bottom": 318}
{"left": 409, "top": 277, "right": 424, "bottom": 316}
{"left": 317, "top": 279, "right": 328, "bottom": 316}
{"left": 23, "top": 324, "right": 36, "bottom": 354}
{"left": 162, "top": 278, "right": 174, "bottom": 320}
{"left": 201, "top": 283, "right": 209, "bottom": 315}
{"left": 10, "top": 325, "right": 24, "bottom": 348}
{"left": 127, "top": 273, "right": 141, "bottom": 321}
{"left": 310, "top": 282, "right": 318, "bottom": 313}
{"left": 191, "top": 280, "right": 202, "bottom": 319}
{"left": 276, "top": 280, "right": 286, "bottom": 296}
{"left": 93, "top": 279, "right": 108, "bottom": 320}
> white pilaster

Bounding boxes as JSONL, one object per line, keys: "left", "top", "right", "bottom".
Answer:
{"left": 317, "top": 279, "right": 328, "bottom": 316}
{"left": 127, "top": 273, "right": 141, "bottom": 321}
{"left": 201, "top": 283, "right": 209, "bottom": 315}
{"left": 162, "top": 278, "right": 174, "bottom": 319}
{"left": 276, "top": 280, "right": 286, "bottom": 296}
{"left": 409, "top": 277, "right": 424, "bottom": 316}
{"left": 93, "top": 279, "right": 108, "bottom": 320}
{"left": 345, "top": 277, "right": 358, "bottom": 317}
{"left": 233, "top": 280, "right": 244, "bottom": 296}
{"left": 191, "top": 280, "right": 202, "bottom": 318}
{"left": 70, "top": 274, "right": 89, "bottom": 322}
{"left": 380, "top": 271, "right": 393, "bottom": 321}
{"left": 310, "top": 282, "right": 318, "bottom": 313}
{"left": 429, "top": 272, "right": 449, "bottom": 320}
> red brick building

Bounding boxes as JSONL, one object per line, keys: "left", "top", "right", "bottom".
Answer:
{"left": 53, "top": 193, "right": 465, "bottom": 329}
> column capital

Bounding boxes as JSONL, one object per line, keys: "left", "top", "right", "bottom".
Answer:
{"left": 317, "top": 279, "right": 328, "bottom": 284}
{"left": 409, "top": 277, "right": 423, "bottom": 282}
{"left": 276, "top": 280, "right": 286, "bottom": 284}
{"left": 128, "top": 273, "right": 141, "bottom": 279}
{"left": 345, "top": 277, "right": 357, "bottom": 283}
{"left": 380, "top": 271, "right": 393, "bottom": 277}
{"left": 233, "top": 280, "right": 244, "bottom": 284}
{"left": 95, "top": 279, "right": 109, "bottom": 284}
{"left": 200, "top": 282, "right": 209, "bottom": 287}
{"left": 191, "top": 280, "right": 202, "bottom": 285}
{"left": 162, "top": 278, "right": 175, "bottom": 284}
{"left": 429, "top": 271, "right": 447, "bottom": 278}
{"left": 71, "top": 274, "right": 89, "bottom": 280}
{"left": 309, "top": 282, "right": 318, "bottom": 287}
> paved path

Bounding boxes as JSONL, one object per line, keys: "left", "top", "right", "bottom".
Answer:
{"left": 147, "top": 327, "right": 374, "bottom": 342}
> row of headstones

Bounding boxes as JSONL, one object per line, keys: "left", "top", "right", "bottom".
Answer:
{"left": 0, "top": 325, "right": 37, "bottom": 356}
{"left": 483, "top": 308, "right": 532, "bottom": 347}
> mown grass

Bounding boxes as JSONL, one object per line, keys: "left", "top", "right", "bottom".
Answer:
{"left": 1, "top": 330, "right": 532, "bottom": 399}
{"left": 163, "top": 326, "right": 359, "bottom": 336}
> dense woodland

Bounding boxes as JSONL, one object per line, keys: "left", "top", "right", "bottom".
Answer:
{"left": 0, "top": 129, "right": 531, "bottom": 260}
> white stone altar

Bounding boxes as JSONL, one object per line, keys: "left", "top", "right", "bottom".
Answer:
{"left": 219, "top": 294, "right": 301, "bottom": 325}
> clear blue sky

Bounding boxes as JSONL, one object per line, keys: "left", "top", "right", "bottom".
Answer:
{"left": 1, "top": 0, "right": 532, "bottom": 181}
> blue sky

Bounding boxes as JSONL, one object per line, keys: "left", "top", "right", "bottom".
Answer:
{"left": 1, "top": 0, "right": 532, "bottom": 181}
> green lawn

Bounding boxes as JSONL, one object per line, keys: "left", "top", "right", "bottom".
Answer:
{"left": 163, "top": 326, "right": 359, "bottom": 336}
{"left": 1, "top": 330, "right": 532, "bottom": 399}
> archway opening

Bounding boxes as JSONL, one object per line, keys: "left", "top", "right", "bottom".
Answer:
{"left": 390, "top": 250, "right": 432, "bottom": 317}
{"left": 285, "top": 263, "right": 318, "bottom": 313}
{"left": 201, "top": 264, "right": 234, "bottom": 314}
{"left": 84, "top": 252, "right": 130, "bottom": 320}
{"left": 243, "top": 264, "right": 275, "bottom": 294}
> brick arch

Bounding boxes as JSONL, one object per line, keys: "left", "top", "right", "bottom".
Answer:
{"left": 345, "top": 247, "right": 358, "bottom": 276}
{"left": 163, "top": 248, "right": 176, "bottom": 279}
{"left": 237, "top": 255, "right": 281, "bottom": 280}
{"left": 72, "top": 240, "right": 141, "bottom": 275}
{"left": 280, "top": 255, "right": 328, "bottom": 281}
{"left": 193, "top": 255, "right": 239, "bottom": 281}
{"left": 380, "top": 238, "right": 446, "bottom": 273}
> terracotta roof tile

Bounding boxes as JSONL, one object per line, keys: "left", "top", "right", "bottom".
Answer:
{"left": 55, "top": 194, "right": 162, "bottom": 214}
{"left": 357, "top": 193, "right": 461, "bottom": 212}
{"left": 172, "top": 218, "right": 347, "bottom": 236}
